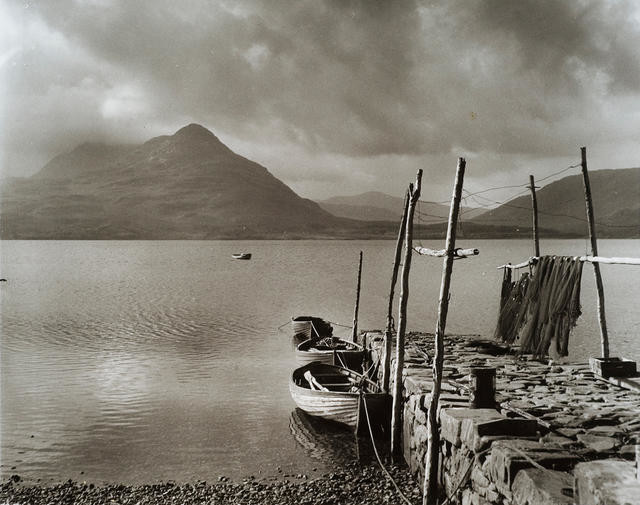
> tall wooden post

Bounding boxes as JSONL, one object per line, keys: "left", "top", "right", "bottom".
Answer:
{"left": 351, "top": 251, "right": 364, "bottom": 343}
{"left": 529, "top": 174, "right": 540, "bottom": 257}
{"left": 580, "top": 147, "right": 609, "bottom": 358}
{"left": 391, "top": 169, "right": 422, "bottom": 461}
{"left": 383, "top": 191, "right": 410, "bottom": 392}
{"left": 423, "top": 158, "right": 466, "bottom": 505}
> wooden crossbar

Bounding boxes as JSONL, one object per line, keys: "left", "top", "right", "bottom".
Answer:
{"left": 497, "top": 255, "right": 640, "bottom": 269}
{"left": 413, "top": 246, "right": 479, "bottom": 258}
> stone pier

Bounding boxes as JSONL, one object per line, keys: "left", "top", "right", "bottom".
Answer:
{"left": 366, "top": 332, "right": 640, "bottom": 505}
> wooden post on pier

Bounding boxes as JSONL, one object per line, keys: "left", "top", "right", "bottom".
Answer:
{"left": 351, "top": 251, "right": 363, "bottom": 343}
{"left": 529, "top": 174, "right": 540, "bottom": 257}
{"left": 383, "top": 191, "right": 410, "bottom": 392}
{"left": 581, "top": 147, "right": 610, "bottom": 358}
{"left": 423, "top": 158, "right": 466, "bottom": 505}
{"left": 391, "top": 169, "right": 422, "bottom": 461}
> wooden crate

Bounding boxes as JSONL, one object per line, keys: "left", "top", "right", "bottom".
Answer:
{"left": 589, "top": 357, "right": 638, "bottom": 378}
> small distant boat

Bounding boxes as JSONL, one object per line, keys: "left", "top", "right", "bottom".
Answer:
{"left": 289, "top": 362, "right": 387, "bottom": 430}
{"left": 231, "top": 253, "right": 252, "bottom": 260}
{"left": 296, "top": 336, "right": 365, "bottom": 370}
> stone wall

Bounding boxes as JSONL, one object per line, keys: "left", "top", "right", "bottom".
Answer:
{"left": 367, "top": 332, "right": 640, "bottom": 505}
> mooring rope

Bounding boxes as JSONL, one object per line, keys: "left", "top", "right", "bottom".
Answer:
{"left": 361, "top": 394, "right": 416, "bottom": 505}
{"left": 362, "top": 354, "right": 380, "bottom": 378}
{"left": 277, "top": 320, "right": 291, "bottom": 332}
{"left": 326, "top": 320, "right": 353, "bottom": 329}
{"left": 336, "top": 351, "right": 348, "bottom": 369}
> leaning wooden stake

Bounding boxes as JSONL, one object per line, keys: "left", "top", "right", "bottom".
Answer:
{"left": 391, "top": 169, "right": 422, "bottom": 461}
{"left": 580, "top": 147, "right": 609, "bottom": 358}
{"left": 383, "top": 191, "right": 410, "bottom": 392}
{"left": 529, "top": 174, "right": 540, "bottom": 257}
{"left": 423, "top": 158, "right": 466, "bottom": 505}
{"left": 351, "top": 251, "right": 364, "bottom": 343}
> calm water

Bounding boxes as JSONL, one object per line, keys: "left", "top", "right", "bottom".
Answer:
{"left": 1, "top": 239, "right": 639, "bottom": 484}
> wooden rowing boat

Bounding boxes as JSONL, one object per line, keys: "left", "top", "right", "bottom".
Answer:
{"left": 231, "top": 253, "right": 252, "bottom": 260}
{"left": 290, "top": 316, "right": 333, "bottom": 345}
{"left": 289, "top": 362, "right": 387, "bottom": 430}
{"left": 295, "top": 336, "right": 366, "bottom": 370}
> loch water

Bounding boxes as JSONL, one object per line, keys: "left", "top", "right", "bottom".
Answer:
{"left": 1, "top": 239, "right": 639, "bottom": 484}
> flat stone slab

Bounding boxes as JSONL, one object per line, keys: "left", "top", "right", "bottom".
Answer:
{"left": 488, "top": 440, "right": 581, "bottom": 495}
{"left": 576, "top": 434, "right": 619, "bottom": 452}
{"left": 574, "top": 459, "right": 640, "bottom": 505}
{"left": 439, "top": 408, "right": 502, "bottom": 447}
{"left": 512, "top": 468, "right": 573, "bottom": 505}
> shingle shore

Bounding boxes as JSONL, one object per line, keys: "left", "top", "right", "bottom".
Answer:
{"left": 1, "top": 462, "right": 422, "bottom": 505}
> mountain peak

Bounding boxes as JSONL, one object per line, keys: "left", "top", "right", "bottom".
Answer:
{"left": 173, "top": 123, "right": 218, "bottom": 140}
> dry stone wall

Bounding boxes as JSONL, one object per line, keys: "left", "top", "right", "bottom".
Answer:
{"left": 367, "top": 332, "right": 640, "bottom": 505}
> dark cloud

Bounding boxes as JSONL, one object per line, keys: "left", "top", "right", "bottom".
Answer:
{"left": 2, "top": 0, "right": 640, "bottom": 198}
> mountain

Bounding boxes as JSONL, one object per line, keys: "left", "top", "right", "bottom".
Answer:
{"left": 471, "top": 167, "right": 640, "bottom": 238}
{"left": 318, "top": 191, "right": 486, "bottom": 222}
{"left": 3, "top": 125, "right": 635, "bottom": 239}
{"left": 0, "top": 124, "right": 346, "bottom": 239}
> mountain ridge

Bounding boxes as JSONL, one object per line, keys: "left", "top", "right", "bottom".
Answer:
{"left": 2, "top": 125, "right": 637, "bottom": 239}
{"left": 1, "top": 124, "right": 344, "bottom": 239}
{"left": 318, "top": 191, "right": 485, "bottom": 222}
{"left": 470, "top": 167, "right": 640, "bottom": 238}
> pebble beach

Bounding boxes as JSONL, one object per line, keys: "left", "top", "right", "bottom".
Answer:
{"left": 1, "top": 463, "right": 421, "bottom": 505}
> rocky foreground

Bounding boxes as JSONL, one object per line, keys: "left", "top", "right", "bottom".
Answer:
{"left": 1, "top": 463, "right": 422, "bottom": 505}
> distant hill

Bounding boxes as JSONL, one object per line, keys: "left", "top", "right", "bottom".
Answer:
{"left": 0, "top": 124, "right": 347, "bottom": 239}
{"left": 318, "top": 191, "right": 485, "bottom": 222}
{"left": 471, "top": 167, "right": 640, "bottom": 238}
{"left": 2, "top": 125, "right": 636, "bottom": 239}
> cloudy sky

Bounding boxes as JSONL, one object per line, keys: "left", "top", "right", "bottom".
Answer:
{"left": 2, "top": 0, "right": 640, "bottom": 202}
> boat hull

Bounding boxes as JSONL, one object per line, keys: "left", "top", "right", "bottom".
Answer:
{"left": 295, "top": 338, "right": 365, "bottom": 370}
{"left": 289, "top": 363, "right": 387, "bottom": 430}
{"left": 290, "top": 316, "right": 332, "bottom": 341}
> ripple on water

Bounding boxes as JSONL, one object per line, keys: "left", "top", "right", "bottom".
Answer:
{"left": 3, "top": 239, "right": 638, "bottom": 484}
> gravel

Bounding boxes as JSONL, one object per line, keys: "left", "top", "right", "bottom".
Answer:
{"left": 1, "top": 462, "right": 422, "bottom": 505}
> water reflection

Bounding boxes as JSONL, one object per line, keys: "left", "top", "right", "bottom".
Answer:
{"left": 1, "top": 239, "right": 638, "bottom": 484}
{"left": 289, "top": 409, "right": 359, "bottom": 462}
{"left": 288, "top": 409, "right": 390, "bottom": 467}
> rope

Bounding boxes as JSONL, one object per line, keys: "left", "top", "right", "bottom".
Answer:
{"left": 326, "top": 320, "right": 353, "bottom": 329}
{"left": 362, "top": 354, "right": 380, "bottom": 378}
{"left": 508, "top": 446, "right": 548, "bottom": 471}
{"left": 336, "top": 351, "right": 348, "bottom": 369}
{"left": 361, "top": 393, "right": 416, "bottom": 505}
{"left": 277, "top": 320, "right": 291, "bottom": 332}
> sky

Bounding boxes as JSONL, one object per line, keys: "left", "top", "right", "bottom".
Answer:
{"left": 2, "top": 0, "right": 640, "bottom": 203}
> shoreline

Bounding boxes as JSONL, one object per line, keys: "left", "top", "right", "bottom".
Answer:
{"left": 1, "top": 462, "right": 421, "bottom": 505}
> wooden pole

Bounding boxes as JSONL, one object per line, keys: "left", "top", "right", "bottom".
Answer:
{"left": 384, "top": 191, "right": 410, "bottom": 392}
{"left": 529, "top": 174, "right": 540, "bottom": 257}
{"left": 351, "top": 251, "right": 364, "bottom": 343}
{"left": 391, "top": 169, "right": 422, "bottom": 461}
{"left": 580, "top": 146, "right": 609, "bottom": 358}
{"left": 423, "top": 158, "right": 466, "bottom": 505}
